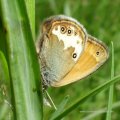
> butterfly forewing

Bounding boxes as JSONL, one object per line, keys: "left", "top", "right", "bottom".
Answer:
{"left": 38, "top": 15, "right": 87, "bottom": 86}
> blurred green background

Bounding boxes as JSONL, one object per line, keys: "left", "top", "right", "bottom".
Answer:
{"left": 36, "top": 0, "right": 120, "bottom": 119}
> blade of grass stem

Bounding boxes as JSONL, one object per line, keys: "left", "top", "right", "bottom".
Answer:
{"left": 106, "top": 42, "right": 114, "bottom": 120}
{"left": 82, "top": 101, "right": 120, "bottom": 120}
{"left": 1, "top": 0, "right": 43, "bottom": 119}
{"left": 50, "top": 95, "right": 69, "bottom": 120}
{"left": 25, "top": 0, "right": 35, "bottom": 39}
{"left": 53, "top": 75, "right": 120, "bottom": 120}
{"left": 0, "top": 51, "right": 12, "bottom": 119}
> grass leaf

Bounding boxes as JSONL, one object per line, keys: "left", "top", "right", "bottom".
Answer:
{"left": 82, "top": 101, "right": 120, "bottom": 120}
{"left": 1, "top": 0, "right": 43, "bottom": 119}
{"left": 53, "top": 75, "right": 120, "bottom": 119}
{"left": 106, "top": 42, "right": 114, "bottom": 120}
{"left": 25, "top": 0, "right": 35, "bottom": 39}
{"left": 0, "top": 51, "right": 12, "bottom": 119}
{"left": 50, "top": 95, "right": 70, "bottom": 120}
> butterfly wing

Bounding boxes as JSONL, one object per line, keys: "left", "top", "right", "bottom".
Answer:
{"left": 52, "top": 35, "right": 109, "bottom": 87}
{"left": 37, "top": 16, "right": 87, "bottom": 86}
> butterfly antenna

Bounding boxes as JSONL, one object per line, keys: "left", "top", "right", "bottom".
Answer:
{"left": 44, "top": 90, "right": 57, "bottom": 110}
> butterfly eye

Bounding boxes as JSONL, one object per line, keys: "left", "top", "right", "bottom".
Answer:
{"left": 60, "top": 26, "right": 66, "bottom": 34}
{"left": 73, "top": 53, "right": 77, "bottom": 58}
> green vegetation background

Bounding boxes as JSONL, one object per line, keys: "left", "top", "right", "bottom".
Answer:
{"left": 36, "top": 0, "right": 120, "bottom": 119}
{"left": 0, "top": 0, "right": 120, "bottom": 119}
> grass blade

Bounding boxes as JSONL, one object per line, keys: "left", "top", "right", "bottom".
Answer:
{"left": 106, "top": 42, "right": 114, "bottom": 120}
{"left": 82, "top": 101, "right": 120, "bottom": 120}
{"left": 0, "top": 51, "right": 10, "bottom": 89}
{"left": 25, "top": 0, "right": 35, "bottom": 39}
{"left": 53, "top": 75, "right": 120, "bottom": 120}
{"left": 50, "top": 95, "right": 69, "bottom": 120}
{"left": 0, "top": 51, "right": 12, "bottom": 119}
{"left": 1, "top": 0, "right": 43, "bottom": 119}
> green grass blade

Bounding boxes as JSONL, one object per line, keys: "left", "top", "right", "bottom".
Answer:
{"left": 0, "top": 51, "right": 10, "bottom": 88}
{"left": 48, "top": 0, "right": 58, "bottom": 14}
{"left": 50, "top": 95, "right": 69, "bottom": 120}
{"left": 25, "top": 0, "right": 35, "bottom": 39}
{"left": 0, "top": 51, "right": 12, "bottom": 119}
{"left": 1, "top": 0, "right": 43, "bottom": 119}
{"left": 64, "top": 1, "right": 71, "bottom": 16}
{"left": 82, "top": 101, "right": 120, "bottom": 120}
{"left": 53, "top": 75, "right": 120, "bottom": 120}
{"left": 106, "top": 42, "right": 114, "bottom": 120}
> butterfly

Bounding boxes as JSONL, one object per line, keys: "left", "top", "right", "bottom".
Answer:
{"left": 36, "top": 15, "right": 109, "bottom": 88}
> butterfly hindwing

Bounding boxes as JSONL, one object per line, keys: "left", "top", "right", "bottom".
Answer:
{"left": 52, "top": 35, "right": 109, "bottom": 87}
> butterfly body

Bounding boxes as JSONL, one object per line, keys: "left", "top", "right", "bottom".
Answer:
{"left": 37, "top": 15, "right": 109, "bottom": 87}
